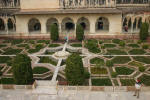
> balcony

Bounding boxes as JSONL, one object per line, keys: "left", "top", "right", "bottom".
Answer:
{"left": 59, "top": 0, "right": 116, "bottom": 9}
{"left": 116, "top": 0, "right": 150, "bottom": 7}
{"left": 0, "top": 0, "right": 20, "bottom": 9}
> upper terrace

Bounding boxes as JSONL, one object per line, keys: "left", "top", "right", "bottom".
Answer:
{"left": 0, "top": 0, "right": 149, "bottom": 10}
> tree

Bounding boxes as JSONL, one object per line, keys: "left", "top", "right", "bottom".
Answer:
{"left": 12, "top": 54, "right": 33, "bottom": 85}
{"left": 50, "top": 24, "right": 59, "bottom": 41}
{"left": 76, "top": 24, "right": 84, "bottom": 41}
{"left": 139, "top": 22, "right": 149, "bottom": 41}
{"left": 65, "top": 53, "right": 88, "bottom": 85}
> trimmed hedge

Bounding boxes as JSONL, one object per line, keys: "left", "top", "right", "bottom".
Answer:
{"left": 139, "top": 22, "right": 149, "bottom": 41}
{"left": 3, "top": 48, "right": 22, "bottom": 55}
{"left": 128, "top": 44, "right": 140, "bottom": 48}
{"left": 112, "top": 56, "right": 131, "bottom": 64}
{"left": 76, "top": 24, "right": 84, "bottom": 41}
{"left": 49, "top": 44, "right": 60, "bottom": 47}
{"left": 138, "top": 74, "right": 150, "bottom": 86}
{"left": 0, "top": 78, "right": 14, "bottom": 84}
{"left": 91, "top": 67, "right": 108, "bottom": 74}
{"left": 39, "top": 57, "right": 57, "bottom": 66}
{"left": 71, "top": 43, "right": 82, "bottom": 47}
{"left": 115, "top": 67, "right": 134, "bottom": 75}
{"left": 50, "top": 24, "right": 59, "bottom": 41}
{"left": 92, "top": 78, "right": 112, "bottom": 86}
{"left": 107, "top": 49, "right": 127, "bottom": 55}
{"left": 33, "top": 67, "right": 50, "bottom": 74}
{"left": 90, "top": 57, "right": 105, "bottom": 65}
{"left": 104, "top": 44, "right": 116, "bottom": 48}
{"left": 129, "top": 49, "right": 146, "bottom": 55}
{"left": 120, "top": 79, "right": 135, "bottom": 86}
{"left": 112, "top": 39, "right": 122, "bottom": 44}
{"left": 133, "top": 56, "right": 150, "bottom": 64}
{"left": 12, "top": 54, "right": 33, "bottom": 85}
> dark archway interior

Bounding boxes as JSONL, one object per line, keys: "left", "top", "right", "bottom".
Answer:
{"left": 98, "top": 22, "right": 103, "bottom": 30}
{"left": 65, "top": 22, "right": 74, "bottom": 30}
{"left": 0, "top": 19, "right": 5, "bottom": 31}
{"left": 80, "top": 22, "right": 86, "bottom": 30}
{"left": 8, "top": 19, "right": 13, "bottom": 30}
{"left": 34, "top": 23, "right": 41, "bottom": 31}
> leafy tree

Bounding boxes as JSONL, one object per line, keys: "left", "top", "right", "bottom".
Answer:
{"left": 76, "top": 24, "right": 84, "bottom": 41}
{"left": 65, "top": 53, "right": 89, "bottom": 85}
{"left": 12, "top": 54, "right": 33, "bottom": 85}
{"left": 50, "top": 24, "right": 59, "bottom": 41}
{"left": 139, "top": 23, "right": 149, "bottom": 41}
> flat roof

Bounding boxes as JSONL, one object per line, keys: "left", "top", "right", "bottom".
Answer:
{"left": 15, "top": 8, "right": 122, "bottom": 15}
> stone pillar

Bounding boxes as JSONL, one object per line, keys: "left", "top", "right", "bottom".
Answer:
{"left": 131, "top": 17, "right": 134, "bottom": 34}
{"left": 4, "top": 18, "right": 8, "bottom": 34}
{"left": 90, "top": 20, "right": 96, "bottom": 34}
{"left": 41, "top": 19, "right": 47, "bottom": 34}
{"left": 59, "top": 23, "right": 62, "bottom": 34}
{"left": 136, "top": 17, "right": 139, "bottom": 30}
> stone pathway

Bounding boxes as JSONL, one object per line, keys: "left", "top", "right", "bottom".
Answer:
{"left": 0, "top": 89, "right": 150, "bottom": 100}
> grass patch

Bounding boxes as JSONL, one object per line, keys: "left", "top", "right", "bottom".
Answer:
{"left": 128, "top": 44, "right": 140, "bottom": 48}
{"left": 112, "top": 39, "right": 122, "bottom": 44}
{"left": 11, "top": 39, "right": 24, "bottom": 45}
{"left": 138, "top": 74, "right": 150, "bottom": 86}
{"left": 133, "top": 56, "right": 150, "bottom": 64}
{"left": 104, "top": 44, "right": 116, "bottom": 48}
{"left": 112, "top": 56, "right": 131, "bottom": 64}
{"left": 91, "top": 67, "right": 108, "bottom": 74}
{"left": 33, "top": 67, "right": 50, "bottom": 74}
{"left": 120, "top": 79, "right": 135, "bottom": 86}
{"left": 70, "top": 43, "right": 82, "bottom": 47}
{"left": 115, "top": 67, "right": 134, "bottom": 75}
{"left": 92, "top": 78, "right": 112, "bottom": 86}
{"left": 129, "top": 49, "right": 146, "bottom": 55}
{"left": 90, "top": 57, "right": 105, "bottom": 65}
{"left": 37, "top": 40, "right": 50, "bottom": 44}
{"left": 39, "top": 57, "right": 57, "bottom": 66}
{"left": 49, "top": 44, "right": 60, "bottom": 47}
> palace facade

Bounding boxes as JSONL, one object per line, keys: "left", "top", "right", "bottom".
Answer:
{"left": 0, "top": 0, "right": 150, "bottom": 38}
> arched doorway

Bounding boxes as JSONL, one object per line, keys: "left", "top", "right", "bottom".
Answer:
{"left": 46, "top": 18, "right": 59, "bottom": 33}
{"left": 77, "top": 17, "right": 90, "bottom": 33}
{"left": 0, "top": 18, "right": 5, "bottom": 31}
{"left": 28, "top": 18, "right": 41, "bottom": 33}
{"left": 95, "top": 17, "right": 109, "bottom": 32}
{"left": 61, "top": 17, "right": 75, "bottom": 32}
{"left": 7, "top": 18, "right": 14, "bottom": 31}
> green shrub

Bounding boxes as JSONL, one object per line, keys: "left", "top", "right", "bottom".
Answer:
{"left": 33, "top": 67, "right": 50, "bottom": 74}
{"left": 84, "top": 71, "right": 90, "bottom": 79}
{"left": 17, "top": 44, "right": 28, "bottom": 47}
{"left": 139, "top": 22, "right": 149, "bottom": 40}
{"left": 0, "top": 78, "right": 14, "bottom": 84}
{"left": 128, "top": 44, "right": 140, "bottom": 48}
{"left": 12, "top": 54, "right": 33, "bottom": 85}
{"left": 76, "top": 24, "right": 84, "bottom": 41}
{"left": 129, "top": 49, "right": 146, "bottom": 55}
{"left": 139, "top": 66, "right": 145, "bottom": 72}
{"left": 37, "top": 40, "right": 50, "bottom": 44}
{"left": 106, "top": 60, "right": 114, "bottom": 67}
{"left": 112, "top": 56, "right": 131, "bottom": 64}
{"left": 137, "top": 40, "right": 142, "bottom": 44}
{"left": 90, "top": 57, "right": 104, "bottom": 65}
{"left": 99, "top": 41, "right": 103, "bottom": 44}
{"left": 91, "top": 67, "right": 108, "bottom": 74}
{"left": 107, "top": 49, "right": 127, "bottom": 55}
{"left": 101, "top": 45, "right": 105, "bottom": 49}
{"left": 111, "top": 72, "right": 118, "bottom": 78}
{"left": 112, "top": 39, "right": 122, "bottom": 44}
{"left": 85, "top": 40, "right": 101, "bottom": 53}
{"left": 133, "top": 56, "right": 150, "bottom": 64}
{"left": 50, "top": 24, "right": 59, "bottom": 41}
{"left": 0, "top": 56, "right": 12, "bottom": 64}
{"left": 11, "top": 39, "right": 24, "bottom": 45}
{"left": 138, "top": 74, "right": 150, "bottom": 86}
{"left": 3, "top": 48, "right": 22, "bottom": 55}
{"left": 120, "top": 79, "right": 135, "bottom": 86}
{"left": 0, "top": 44, "right": 7, "bottom": 48}
{"left": 142, "top": 44, "right": 149, "bottom": 49}
{"left": 92, "top": 78, "right": 112, "bottom": 86}
{"left": 65, "top": 53, "right": 86, "bottom": 85}
{"left": 115, "top": 67, "right": 134, "bottom": 75}
{"left": 71, "top": 43, "right": 82, "bottom": 47}
{"left": 0, "top": 71, "right": 2, "bottom": 76}
{"left": 39, "top": 57, "right": 57, "bottom": 66}
{"left": 119, "top": 41, "right": 125, "bottom": 47}
{"left": 104, "top": 44, "right": 116, "bottom": 48}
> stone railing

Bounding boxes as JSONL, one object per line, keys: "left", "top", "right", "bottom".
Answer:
{"left": 57, "top": 86, "right": 150, "bottom": 92}
{"left": 0, "top": 0, "right": 20, "bottom": 9}
{"left": 59, "top": 0, "right": 116, "bottom": 8}
{"left": 0, "top": 81, "right": 37, "bottom": 89}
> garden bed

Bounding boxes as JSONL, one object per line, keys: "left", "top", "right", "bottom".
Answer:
{"left": 90, "top": 57, "right": 105, "bottom": 65}
{"left": 39, "top": 57, "right": 57, "bottom": 66}
{"left": 92, "top": 78, "right": 112, "bottom": 86}
{"left": 91, "top": 67, "right": 108, "bottom": 74}
{"left": 120, "top": 79, "right": 135, "bottom": 86}
{"left": 111, "top": 56, "right": 131, "bottom": 64}
{"left": 115, "top": 67, "right": 134, "bottom": 75}
{"left": 33, "top": 67, "right": 50, "bottom": 74}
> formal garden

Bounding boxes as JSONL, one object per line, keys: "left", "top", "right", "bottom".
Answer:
{"left": 0, "top": 23, "right": 150, "bottom": 86}
{"left": 0, "top": 38, "right": 150, "bottom": 86}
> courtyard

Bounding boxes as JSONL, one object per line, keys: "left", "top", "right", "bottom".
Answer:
{"left": 0, "top": 39, "right": 150, "bottom": 86}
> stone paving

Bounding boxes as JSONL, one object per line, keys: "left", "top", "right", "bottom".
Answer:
{"left": 0, "top": 89, "right": 150, "bottom": 100}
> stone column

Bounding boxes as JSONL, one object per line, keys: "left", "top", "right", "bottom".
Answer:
{"left": 4, "top": 18, "right": 8, "bottom": 34}
{"left": 136, "top": 17, "right": 139, "bottom": 30}
{"left": 59, "top": 23, "right": 62, "bottom": 34}
{"left": 131, "top": 17, "right": 134, "bottom": 34}
{"left": 41, "top": 19, "right": 47, "bottom": 34}
{"left": 90, "top": 20, "right": 96, "bottom": 34}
